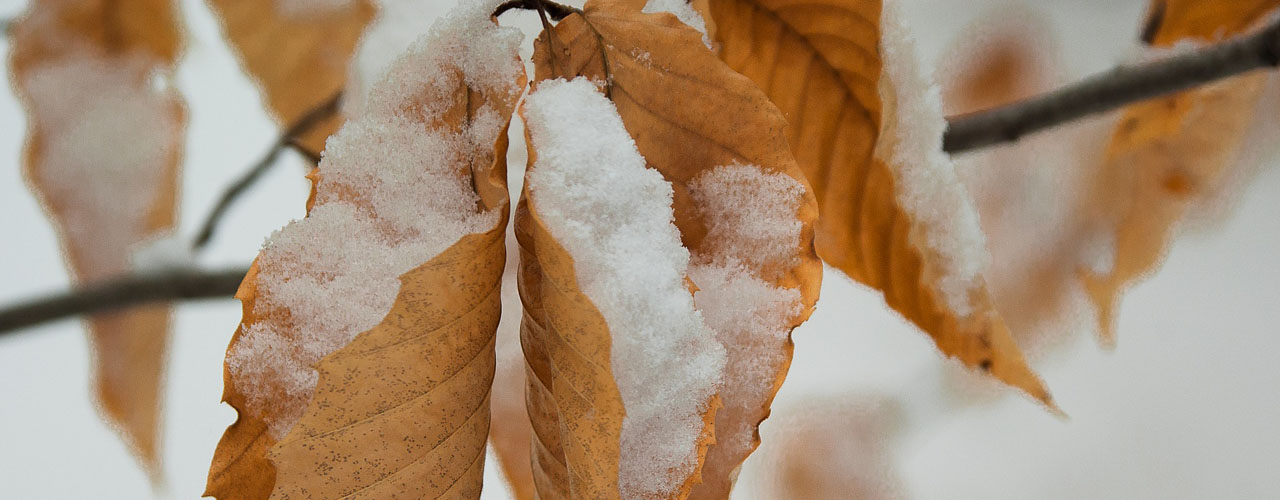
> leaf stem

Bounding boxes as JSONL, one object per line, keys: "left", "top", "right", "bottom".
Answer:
{"left": 943, "top": 15, "right": 1280, "bottom": 153}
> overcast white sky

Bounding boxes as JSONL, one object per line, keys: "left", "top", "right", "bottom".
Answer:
{"left": 2, "top": 0, "right": 1279, "bottom": 498}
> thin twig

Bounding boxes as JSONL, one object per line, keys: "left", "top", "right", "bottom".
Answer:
{"left": 0, "top": 267, "right": 249, "bottom": 335}
{"left": 943, "top": 16, "right": 1280, "bottom": 153}
{"left": 191, "top": 92, "right": 342, "bottom": 250}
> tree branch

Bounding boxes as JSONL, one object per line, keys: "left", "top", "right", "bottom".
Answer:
{"left": 0, "top": 267, "right": 249, "bottom": 335}
{"left": 191, "top": 92, "right": 341, "bottom": 250}
{"left": 5, "top": 13, "right": 1280, "bottom": 336}
{"left": 943, "top": 15, "right": 1280, "bottom": 153}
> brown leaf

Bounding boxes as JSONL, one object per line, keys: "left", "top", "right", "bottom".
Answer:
{"left": 9, "top": 0, "right": 185, "bottom": 478}
{"left": 1083, "top": 0, "right": 1278, "bottom": 343}
{"left": 513, "top": 177, "right": 629, "bottom": 500}
{"left": 516, "top": 78, "right": 727, "bottom": 499}
{"left": 527, "top": 2, "right": 821, "bottom": 497}
{"left": 706, "top": 0, "right": 1053, "bottom": 406}
{"left": 204, "top": 0, "right": 375, "bottom": 152}
{"left": 267, "top": 227, "right": 508, "bottom": 499}
{"left": 205, "top": 9, "right": 524, "bottom": 498}
{"left": 488, "top": 241, "right": 537, "bottom": 500}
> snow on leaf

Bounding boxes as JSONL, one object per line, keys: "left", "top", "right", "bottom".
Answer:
{"left": 8, "top": 0, "right": 185, "bottom": 479}
{"left": 204, "top": 0, "right": 374, "bottom": 152}
{"left": 521, "top": 76, "right": 727, "bottom": 500}
{"left": 706, "top": 0, "right": 1055, "bottom": 408}
{"left": 527, "top": 2, "right": 822, "bottom": 497}
{"left": 204, "top": 1, "right": 524, "bottom": 497}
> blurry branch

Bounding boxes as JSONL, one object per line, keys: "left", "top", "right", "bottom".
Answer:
{"left": 191, "top": 91, "right": 342, "bottom": 250}
{"left": 0, "top": 267, "right": 249, "bottom": 335}
{"left": 944, "top": 15, "right": 1280, "bottom": 153}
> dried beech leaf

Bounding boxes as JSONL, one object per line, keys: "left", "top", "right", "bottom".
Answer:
{"left": 204, "top": 7, "right": 524, "bottom": 498}
{"left": 1083, "top": 0, "right": 1278, "bottom": 343}
{"left": 489, "top": 245, "right": 537, "bottom": 500}
{"left": 706, "top": 0, "right": 1052, "bottom": 405}
{"left": 9, "top": 0, "right": 185, "bottom": 477}
{"left": 527, "top": 2, "right": 821, "bottom": 498}
{"left": 204, "top": 0, "right": 375, "bottom": 152}
{"left": 513, "top": 180, "right": 629, "bottom": 500}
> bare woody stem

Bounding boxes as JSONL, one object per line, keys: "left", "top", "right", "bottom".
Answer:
{"left": 0, "top": 267, "right": 249, "bottom": 335}
{"left": 190, "top": 91, "right": 342, "bottom": 250}
{"left": 943, "top": 15, "right": 1280, "bottom": 153}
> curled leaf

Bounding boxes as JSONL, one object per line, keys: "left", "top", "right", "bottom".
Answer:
{"left": 528, "top": 2, "right": 821, "bottom": 497}
{"left": 706, "top": 0, "right": 1053, "bottom": 406}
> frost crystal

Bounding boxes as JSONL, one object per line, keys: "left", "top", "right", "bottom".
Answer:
{"left": 226, "top": 0, "right": 522, "bottom": 438}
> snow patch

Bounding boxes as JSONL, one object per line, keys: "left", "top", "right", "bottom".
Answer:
{"left": 687, "top": 165, "right": 804, "bottom": 471}
{"left": 346, "top": 0, "right": 447, "bottom": 116}
{"left": 523, "top": 77, "right": 726, "bottom": 499}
